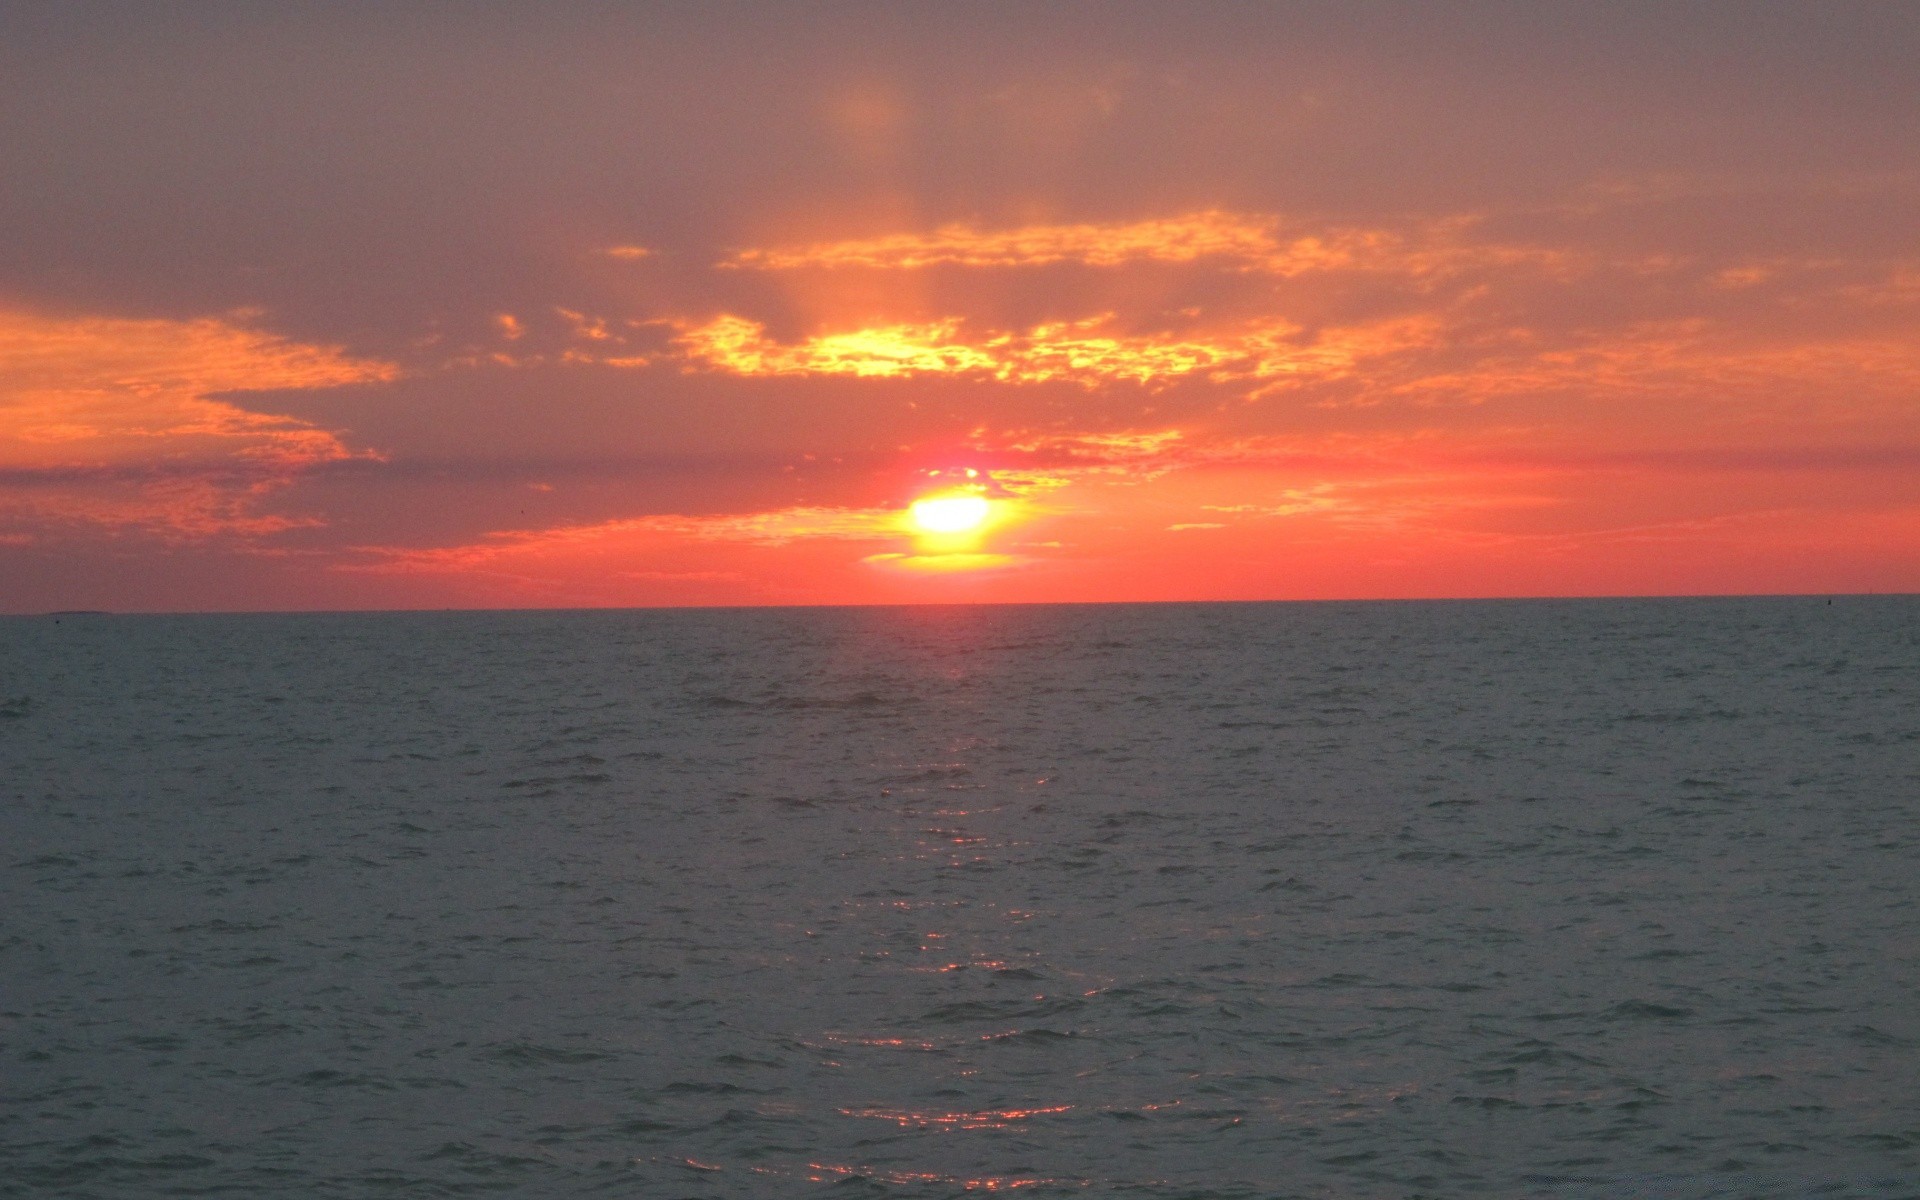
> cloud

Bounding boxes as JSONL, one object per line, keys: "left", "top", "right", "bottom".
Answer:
{"left": 348, "top": 481, "right": 1063, "bottom": 590}
{"left": 726, "top": 211, "right": 1287, "bottom": 271}
{"left": 861, "top": 551, "right": 1025, "bottom": 572}
{"left": 673, "top": 313, "right": 1439, "bottom": 388}
{"left": 644, "top": 505, "right": 907, "bottom": 544}
{"left": 722, "top": 210, "right": 1579, "bottom": 280}
{"left": 1199, "top": 489, "right": 1348, "bottom": 517}
{"left": 0, "top": 306, "right": 395, "bottom": 536}
{"left": 1373, "top": 319, "right": 1920, "bottom": 410}
{"left": 355, "top": 504, "right": 910, "bottom": 574}
{"left": 675, "top": 316, "right": 999, "bottom": 379}
{"left": 1005, "top": 429, "right": 1185, "bottom": 461}
{"left": 1844, "top": 265, "right": 1920, "bottom": 306}
{"left": 442, "top": 307, "right": 660, "bottom": 371}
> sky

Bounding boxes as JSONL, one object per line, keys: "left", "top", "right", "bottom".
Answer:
{"left": 4, "top": 2, "right": 1919, "bottom": 611}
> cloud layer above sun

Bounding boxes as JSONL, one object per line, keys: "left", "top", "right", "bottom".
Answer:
{"left": 3, "top": 5, "right": 1919, "bottom": 609}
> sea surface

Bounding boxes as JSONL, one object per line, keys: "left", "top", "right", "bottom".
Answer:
{"left": 2, "top": 598, "right": 1917, "bottom": 1199}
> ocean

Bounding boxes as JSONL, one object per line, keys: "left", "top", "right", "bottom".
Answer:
{"left": 2, "top": 598, "right": 1916, "bottom": 1198}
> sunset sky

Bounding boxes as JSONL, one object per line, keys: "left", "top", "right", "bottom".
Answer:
{"left": 5, "top": 3, "right": 1918, "bottom": 611}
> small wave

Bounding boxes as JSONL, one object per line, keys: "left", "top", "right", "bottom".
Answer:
{"left": 765, "top": 691, "right": 894, "bottom": 710}
{"left": 977, "top": 1027, "right": 1077, "bottom": 1044}
{"left": 838, "top": 1103, "right": 1073, "bottom": 1130}
{"left": 1604, "top": 1000, "right": 1695, "bottom": 1021}
{"left": 418, "top": 1141, "right": 546, "bottom": 1170}
{"left": 294, "top": 1069, "right": 395, "bottom": 1090}
{"left": 483, "top": 1041, "right": 615, "bottom": 1065}
{"left": 922, "top": 995, "right": 1086, "bottom": 1023}
{"left": 15, "top": 853, "right": 81, "bottom": 869}
{"left": 500, "top": 772, "right": 611, "bottom": 788}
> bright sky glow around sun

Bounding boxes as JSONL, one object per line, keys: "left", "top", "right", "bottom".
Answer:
{"left": 3, "top": 4, "right": 1919, "bottom": 610}
{"left": 909, "top": 495, "right": 992, "bottom": 536}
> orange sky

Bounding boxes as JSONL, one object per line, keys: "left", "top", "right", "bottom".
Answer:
{"left": 3, "top": 5, "right": 1918, "bottom": 610}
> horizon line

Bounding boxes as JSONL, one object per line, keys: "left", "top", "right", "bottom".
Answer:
{"left": 8, "top": 590, "right": 1913, "bottom": 619}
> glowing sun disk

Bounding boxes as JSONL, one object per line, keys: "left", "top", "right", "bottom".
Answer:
{"left": 910, "top": 494, "right": 990, "bottom": 534}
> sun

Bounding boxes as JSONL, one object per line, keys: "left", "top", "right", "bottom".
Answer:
{"left": 909, "top": 493, "right": 991, "bottom": 535}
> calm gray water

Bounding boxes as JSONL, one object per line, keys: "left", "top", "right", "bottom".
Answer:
{"left": 2, "top": 598, "right": 1917, "bottom": 1199}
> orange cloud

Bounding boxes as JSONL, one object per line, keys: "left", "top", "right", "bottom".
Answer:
{"left": 0, "top": 306, "right": 395, "bottom": 535}
{"left": 327, "top": 411, "right": 1920, "bottom": 608}
{"left": 1844, "top": 265, "right": 1920, "bottom": 306}
{"left": 1375, "top": 319, "right": 1920, "bottom": 411}
{"left": 673, "top": 313, "right": 1438, "bottom": 388}
{"left": 351, "top": 483, "right": 1057, "bottom": 596}
{"left": 675, "top": 316, "right": 999, "bottom": 378}
{"left": 723, "top": 210, "right": 1577, "bottom": 279}
{"left": 441, "top": 307, "right": 660, "bottom": 371}
{"left": 862, "top": 551, "right": 1025, "bottom": 572}
{"left": 357, "top": 505, "right": 910, "bottom": 575}
{"left": 727, "top": 211, "right": 1287, "bottom": 271}
{"left": 1005, "top": 429, "right": 1185, "bottom": 461}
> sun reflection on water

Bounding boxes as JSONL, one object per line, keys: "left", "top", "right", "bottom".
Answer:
{"left": 839, "top": 1103, "right": 1075, "bottom": 1130}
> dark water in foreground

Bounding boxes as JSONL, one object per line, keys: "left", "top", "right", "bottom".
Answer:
{"left": 2, "top": 598, "right": 1917, "bottom": 1198}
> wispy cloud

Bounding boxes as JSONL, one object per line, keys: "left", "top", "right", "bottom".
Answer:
{"left": 721, "top": 210, "right": 1577, "bottom": 280}
{"left": 1373, "top": 319, "right": 1920, "bottom": 409}
{"left": 354, "top": 504, "right": 910, "bottom": 575}
{"left": 726, "top": 211, "right": 1287, "bottom": 271}
{"left": 0, "top": 307, "right": 394, "bottom": 536}
{"left": 673, "top": 313, "right": 1438, "bottom": 388}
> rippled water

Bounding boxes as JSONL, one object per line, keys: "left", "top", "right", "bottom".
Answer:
{"left": 3, "top": 598, "right": 1917, "bottom": 1198}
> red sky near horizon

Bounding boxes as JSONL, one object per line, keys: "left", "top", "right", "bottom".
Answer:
{"left": 4, "top": 4, "right": 1919, "bottom": 611}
